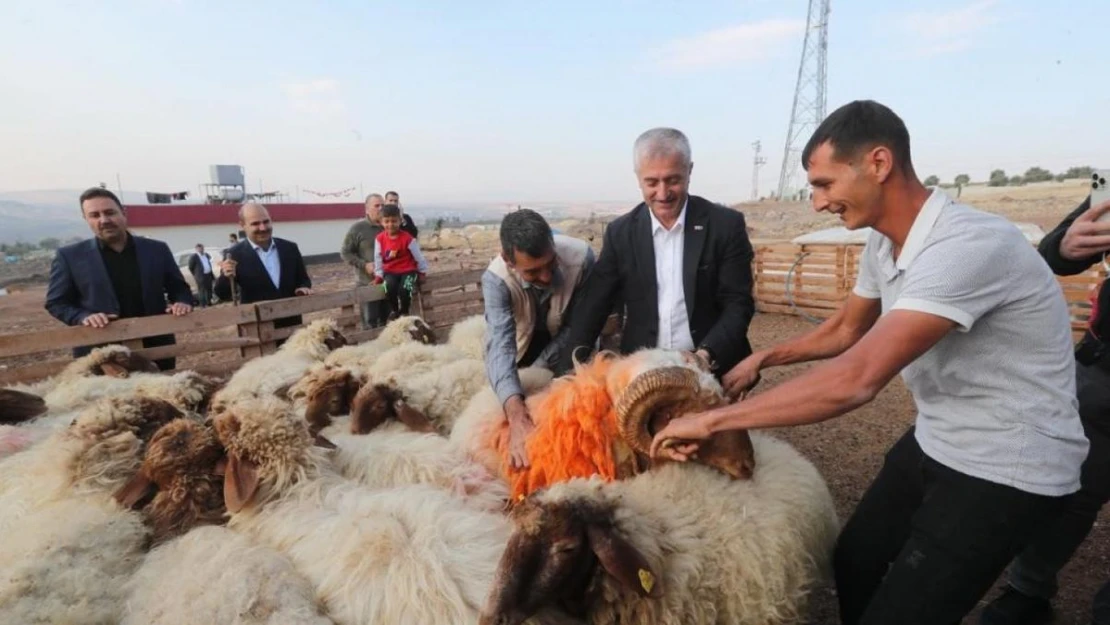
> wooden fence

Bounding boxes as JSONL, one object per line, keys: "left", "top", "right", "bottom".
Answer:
{"left": 0, "top": 266, "right": 488, "bottom": 386}
{"left": 753, "top": 242, "right": 1106, "bottom": 339}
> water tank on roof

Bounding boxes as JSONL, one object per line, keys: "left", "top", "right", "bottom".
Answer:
{"left": 209, "top": 165, "right": 245, "bottom": 187}
{"left": 219, "top": 187, "right": 246, "bottom": 202}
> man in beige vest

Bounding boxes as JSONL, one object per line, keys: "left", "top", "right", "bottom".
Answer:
{"left": 482, "top": 208, "right": 594, "bottom": 468}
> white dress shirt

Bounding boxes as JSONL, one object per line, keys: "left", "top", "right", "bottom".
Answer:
{"left": 650, "top": 199, "right": 695, "bottom": 351}
{"left": 198, "top": 253, "right": 212, "bottom": 275}
{"left": 250, "top": 239, "right": 281, "bottom": 289}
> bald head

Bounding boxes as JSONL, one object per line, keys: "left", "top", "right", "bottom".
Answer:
{"left": 364, "top": 194, "right": 383, "bottom": 223}
{"left": 239, "top": 202, "right": 273, "bottom": 248}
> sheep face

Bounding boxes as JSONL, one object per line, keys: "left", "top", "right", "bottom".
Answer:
{"left": 114, "top": 418, "right": 228, "bottom": 545}
{"left": 349, "top": 383, "right": 435, "bottom": 435}
{"left": 211, "top": 396, "right": 332, "bottom": 513}
{"left": 609, "top": 349, "right": 755, "bottom": 481}
{"left": 0, "top": 388, "right": 47, "bottom": 424}
{"left": 407, "top": 318, "right": 438, "bottom": 345}
{"left": 72, "top": 396, "right": 184, "bottom": 445}
{"left": 323, "top": 327, "right": 349, "bottom": 352}
{"left": 95, "top": 348, "right": 161, "bottom": 378}
{"left": 481, "top": 495, "right": 660, "bottom": 625}
{"left": 302, "top": 368, "right": 364, "bottom": 434}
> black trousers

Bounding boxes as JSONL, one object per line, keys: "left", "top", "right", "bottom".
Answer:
{"left": 383, "top": 271, "right": 418, "bottom": 318}
{"left": 1004, "top": 361, "right": 1110, "bottom": 620}
{"left": 834, "top": 427, "right": 1072, "bottom": 625}
{"left": 195, "top": 273, "right": 214, "bottom": 307}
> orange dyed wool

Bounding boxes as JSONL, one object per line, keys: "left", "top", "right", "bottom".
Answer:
{"left": 491, "top": 357, "right": 626, "bottom": 501}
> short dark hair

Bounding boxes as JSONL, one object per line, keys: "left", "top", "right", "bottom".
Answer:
{"left": 801, "top": 100, "right": 914, "bottom": 174}
{"left": 381, "top": 204, "right": 401, "bottom": 219}
{"left": 385, "top": 190, "right": 399, "bottom": 197}
{"left": 500, "top": 208, "right": 554, "bottom": 260}
{"left": 78, "top": 187, "right": 123, "bottom": 213}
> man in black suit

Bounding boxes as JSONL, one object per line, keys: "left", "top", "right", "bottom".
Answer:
{"left": 45, "top": 187, "right": 194, "bottom": 370}
{"left": 187, "top": 243, "right": 216, "bottom": 307}
{"left": 215, "top": 202, "right": 313, "bottom": 334}
{"left": 559, "top": 127, "right": 755, "bottom": 378}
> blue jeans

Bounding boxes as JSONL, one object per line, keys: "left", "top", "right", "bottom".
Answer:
{"left": 834, "top": 427, "right": 1071, "bottom": 625}
{"left": 1006, "top": 361, "right": 1110, "bottom": 623}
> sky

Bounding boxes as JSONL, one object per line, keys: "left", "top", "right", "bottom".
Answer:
{"left": 0, "top": 0, "right": 1106, "bottom": 207}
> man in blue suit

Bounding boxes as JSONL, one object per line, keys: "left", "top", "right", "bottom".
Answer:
{"left": 215, "top": 202, "right": 313, "bottom": 340}
{"left": 45, "top": 187, "right": 194, "bottom": 370}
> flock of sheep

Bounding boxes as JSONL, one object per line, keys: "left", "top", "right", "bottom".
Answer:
{"left": 0, "top": 312, "right": 841, "bottom": 625}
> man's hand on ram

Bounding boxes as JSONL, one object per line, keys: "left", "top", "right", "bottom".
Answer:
{"left": 505, "top": 395, "right": 535, "bottom": 469}
{"left": 649, "top": 411, "right": 716, "bottom": 463}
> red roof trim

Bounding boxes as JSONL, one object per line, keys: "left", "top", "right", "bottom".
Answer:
{"left": 123, "top": 203, "right": 364, "bottom": 227}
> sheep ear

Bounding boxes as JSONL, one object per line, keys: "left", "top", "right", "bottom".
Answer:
{"left": 313, "top": 433, "right": 337, "bottom": 449}
{"left": 114, "top": 472, "right": 155, "bottom": 510}
{"left": 223, "top": 453, "right": 259, "bottom": 514}
{"left": 99, "top": 362, "right": 131, "bottom": 378}
{"left": 213, "top": 456, "right": 228, "bottom": 476}
{"left": 394, "top": 400, "right": 435, "bottom": 433}
{"left": 586, "top": 524, "right": 662, "bottom": 598}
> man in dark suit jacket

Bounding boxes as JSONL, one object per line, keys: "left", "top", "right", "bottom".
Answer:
{"left": 215, "top": 202, "right": 313, "bottom": 333}
{"left": 187, "top": 243, "right": 216, "bottom": 307}
{"left": 559, "top": 127, "right": 755, "bottom": 378}
{"left": 45, "top": 187, "right": 194, "bottom": 370}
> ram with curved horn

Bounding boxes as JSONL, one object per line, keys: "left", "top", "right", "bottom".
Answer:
{"left": 478, "top": 348, "right": 755, "bottom": 502}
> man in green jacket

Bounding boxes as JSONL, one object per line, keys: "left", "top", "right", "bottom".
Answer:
{"left": 341, "top": 193, "right": 387, "bottom": 329}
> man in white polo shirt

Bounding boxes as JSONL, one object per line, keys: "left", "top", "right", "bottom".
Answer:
{"left": 649, "top": 100, "right": 1089, "bottom": 625}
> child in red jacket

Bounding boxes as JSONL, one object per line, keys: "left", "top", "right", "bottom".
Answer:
{"left": 374, "top": 204, "right": 429, "bottom": 319}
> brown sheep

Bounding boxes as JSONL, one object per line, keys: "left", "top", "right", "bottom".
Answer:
{"left": 114, "top": 418, "right": 228, "bottom": 546}
{"left": 299, "top": 367, "right": 366, "bottom": 435}
{"left": 349, "top": 382, "right": 435, "bottom": 435}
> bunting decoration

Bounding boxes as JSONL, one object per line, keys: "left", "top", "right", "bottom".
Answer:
{"left": 304, "top": 187, "right": 357, "bottom": 198}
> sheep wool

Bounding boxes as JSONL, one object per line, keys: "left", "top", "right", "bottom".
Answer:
{"left": 480, "top": 349, "right": 720, "bottom": 501}
{"left": 214, "top": 397, "right": 521, "bottom": 625}
{"left": 447, "top": 314, "right": 486, "bottom": 360}
{"left": 323, "top": 418, "right": 510, "bottom": 513}
{"left": 322, "top": 315, "right": 437, "bottom": 371}
{"left": 0, "top": 493, "right": 150, "bottom": 625}
{"left": 121, "top": 525, "right": 335, "bottom": 625}
{"left": 450, "top": 365, "right": 554, "bottom": 475}
{"left": 488, "top": 433, "right": 840, "bottom": 625}
{"left": 210, "top": 318, "right": 346, "bottom": 411}
{"left": 379, "top": 358, "right": 489, "bottom": 434}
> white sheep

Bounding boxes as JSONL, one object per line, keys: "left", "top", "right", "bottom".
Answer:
{"left": 0, "top": 396, "right": 185, "bottom": 625}
{"left": 0, "top": 493, "right": 150, "bottom": 624}
{"left": 450, "top": 365, "right": 555, "bottom": 474}
{"left": 447, "top": 314, "right": 486, "bottom": 360}
{"left": 4, "top": 343, "right": 159, "bottom": 397}
{"left": 367, "top": 358, "right": 489, "bottom": 435}
{"left": 121, "top": 525, "right": 336, "bottom": 625}
{"left": 0, "top": 395, "right": 183, "bottom": 530}
{"left": 210, "top": 318, "right": 348, "bottom": 412}
{"left": 321, "top": 314, "right": 437, "bottom": 371}
{"left": 363, "top": 340, "right": 471, "bottom": 381}
{"left": 212, "top": 396, "right": 551, "bottom": 625}
{"left": 479, "top": 433, "right": 840, "bottom": 625}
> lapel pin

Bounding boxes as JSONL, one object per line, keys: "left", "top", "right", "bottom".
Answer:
{"left": 694, "top": 225, "right": 704, "bottom": 231}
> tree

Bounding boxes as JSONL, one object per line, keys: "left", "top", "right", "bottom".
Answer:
{"left": 924, "top": 175, "right": 940, "bottom": 186}
{"left": 989, "top": 169, "right": 1009, "bottom": 187}
{"left": 955, "top": 174, "right": 970, "bottom": 186}
{"left": 1009, "top": 175, "right": 1025, "bottom": 186}
{"left": 1023, "top": 167, "right": 1054, "bottom": 183}
{"left": 39, "top": 237, "right": 61, "bottom": 250}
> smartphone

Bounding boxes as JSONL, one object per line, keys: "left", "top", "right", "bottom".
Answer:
{"left": 1092, "top": 170, "right": 1110, "bottom": 222}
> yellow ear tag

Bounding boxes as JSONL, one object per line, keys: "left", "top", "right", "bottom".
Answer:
{"left": 517, "top": 494, "right": 525, "bottom": 502}
{"left": 638, "top": 568, "right": 655, "bottom": 593}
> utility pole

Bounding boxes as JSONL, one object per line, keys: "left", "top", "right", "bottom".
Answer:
{"left": 777, "top": 0, "right": 831, "bottom": 201}
{"left": 751, "top": 140, "right": 767, "bottom": 201}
